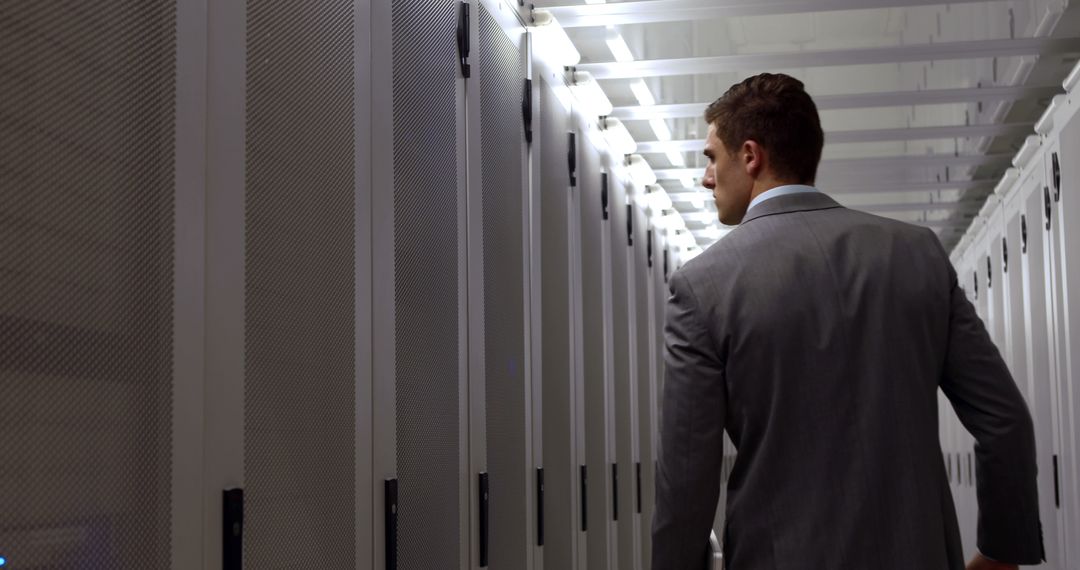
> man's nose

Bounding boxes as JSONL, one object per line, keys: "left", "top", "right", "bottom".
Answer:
{"left": 702, "top": 167, "right": 716, "bottom": 190}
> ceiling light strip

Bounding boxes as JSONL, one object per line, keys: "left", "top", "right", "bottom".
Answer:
{"left": 654, "top": 153, "right": 1012, "bottom": 180}
{"left": 577, "top": 38, "right": 1080, "bottom": 79}
{"left": 635, "top": 123, "right": 1032, "bottom": 153}
{"left": 547, "top": 0, "right": 994, "bottom": 28}
{"left": 611, "top": 85, "right": 1063, "bottom": 120}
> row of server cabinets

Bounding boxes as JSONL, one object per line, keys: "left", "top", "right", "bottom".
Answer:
{"left": 0, "top": 0, "right": 680, "bottom": 569}
{"left": 949, "top": 63, "right": 1080, "bottom": 569}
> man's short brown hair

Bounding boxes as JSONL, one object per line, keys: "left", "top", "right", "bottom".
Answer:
{"left": 704, "top": 73, "right": 824, "bottom": 184}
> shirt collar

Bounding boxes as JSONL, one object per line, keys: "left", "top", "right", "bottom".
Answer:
{"left": 747, "top": 184, "right": 819, "bottom": 214}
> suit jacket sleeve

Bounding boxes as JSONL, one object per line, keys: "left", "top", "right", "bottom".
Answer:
{"left": 938, "top": 250, "right": 1043, "bottom": 564}
{"left": 652, "top": 270, "right": 727, "bottom": 570}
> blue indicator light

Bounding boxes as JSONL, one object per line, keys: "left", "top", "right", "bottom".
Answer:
{"left": 0, "top": 555, "right": 7, "bottom": 566}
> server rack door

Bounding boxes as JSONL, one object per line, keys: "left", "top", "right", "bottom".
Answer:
{"left": 1050, "top": 112, "right": 1080, "bottom": 565}
{"left": 610, "top": 179, "right": 642, "bottom": 570}
{"left": 1003, "top": 207, "right": 1026, "bottom": 387}
{"left": 988, "top": 222, "right": 1007, "bottom": 350}
{"left": 1, "top": 2, "right": 179, "bottom": 567}
{"left": 373, "top": 1, "right": 469, "bottom": 568}
{"left": 471, "top": 1, "right": 533, "bottom": 567}
{"left": 633, "top": 205, "right": 657, "bottom": 566}
{"left": 537, "top": 74, "right": 582, "bottom": 570}
{"left": 1017, "top": 176, "right": 1065, "bottom": 569}
{"left": 650, "top": 237, "right": 670, "bottom": 561}
{"left": 966, "top": 245, "right": 985, "bottom": 556}
{"left": 243, "top": 2, "right": 360, "bottom": 568}
{"left": 578, "top": 132, "right": 617, "bottom": 570}
{"left": 1023, "top": 171, "right": 1067, "bottom": 565}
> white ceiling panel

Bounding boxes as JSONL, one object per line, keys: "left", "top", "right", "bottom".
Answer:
{"left": 541, "top": 0, "right": 1079, "bottom": 250}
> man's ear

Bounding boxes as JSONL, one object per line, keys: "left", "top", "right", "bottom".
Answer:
{"left": 743, "top": 140, "right": 764, "bottom": 178}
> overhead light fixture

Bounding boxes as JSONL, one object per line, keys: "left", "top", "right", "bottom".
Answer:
{"left": 626, "top": 154, "right": 657, "bottom": 186}
{"left": 630, "top": 80, "right": 656, "bottom": 107}
{"left": 602, "top": 117, "right": 637, "bottom": 155}
{"left": 666, "top": 149, "right": 686, "bottom": 167}
{"left": 653, "top": 210, "right": 686, "bottom": 232}
{"left": 649, "top": 117, "right": 673, "bottom": 141}
{"left": 571, "top": 71, "right": 613, "bottom": 117}
{"left": 638, "top": 184, "right": 672, "bottom": 211}
{"left": 605, "top": 26, "right": 635, "bottom": 63}
{"left": 531, "top": 10, "right": 581, "bottom": 67}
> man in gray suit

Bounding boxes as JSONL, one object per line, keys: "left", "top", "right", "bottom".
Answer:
{"left": 652, "top": 73, "right": 1043, "bottom": 570}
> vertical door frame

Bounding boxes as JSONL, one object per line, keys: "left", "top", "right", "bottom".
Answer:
{"left": 369, "top": 0, "right": 396, "bottom": 568}
{"left": 174, "top": 0, "right": 209, "bottom": 565}
{"left": 202, "top": 0, "right": 248, "bottom": 565}
{"left": 354, "top": 0, "right": 375, "bottom": 566}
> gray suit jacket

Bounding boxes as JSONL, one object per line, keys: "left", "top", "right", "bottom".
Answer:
{"left": 652, "top": 192, "right": 1043, "bottom": 570}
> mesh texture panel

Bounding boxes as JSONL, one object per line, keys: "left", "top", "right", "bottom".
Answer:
{"left": 392, "top": 1, "right": 461, "bottom": 567}
{"left": 538, "top": 79, "right": 577, "bottom": 570}
{"left": 478, "top": 5, "right": 529, "bottom": 567}
{"left": 610, "top": 181, "right": 636, "bottom": 568}
{"left": 633, "top": 207, "right": 655, "bottom": 566}
{"left": 580, "top": 139, "right": 612, "bottom": 570}
{"left": 0, "top": 1, "right": 176, "bottom": 567}
{"left": 244, "top": 0, "right": 357, "bottom": 567}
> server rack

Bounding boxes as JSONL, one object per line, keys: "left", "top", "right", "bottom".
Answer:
{"left": 577, "top": 119, "right": 619, "bottom": 570}
{"left": 467, "top": 2, "right": 537, "bottom": 568}
{"left": 611, "top": 178, "right": 643, "bottom": 570}
{"left": 950, "top": 65, "right": 1080, "bottom": 567}
{"left": 537, "top": 65, "right": 585, "bottom": 570}
{"left": 633, "top": 204, "right": 658, "bottom": 566}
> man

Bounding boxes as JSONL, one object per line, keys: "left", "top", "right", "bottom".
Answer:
{"left": 651, "top": 73, "right": 1043, "bottom": 570}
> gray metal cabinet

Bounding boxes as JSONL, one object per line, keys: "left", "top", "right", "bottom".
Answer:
{"left": 577, "top": 121, "right": 619, "bottom": 570}
{"left": 537, "top": 66, "right": 586, "bottom": 570}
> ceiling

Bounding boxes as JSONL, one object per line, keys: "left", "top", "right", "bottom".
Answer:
{"left": 529, "top": 0, "right": 1080, "bottom": 253}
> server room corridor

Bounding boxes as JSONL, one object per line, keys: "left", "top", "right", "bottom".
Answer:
{"left": 3, "top": 0, "right": 1080, "bottom": 568}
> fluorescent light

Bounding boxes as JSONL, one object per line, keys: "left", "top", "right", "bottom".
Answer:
{"left": 666, "top": 149, "right": 686, "bottom": 167}
{"left": 531, "top": 10, "right": 581, "bottom": 67}
{"left": 572, "top": 71, "right": 613, "bottom": 117}
{"left": 630, "top": 80, "right": 656, "bottom": 107}
{"left": 649, "top": 117, "right": 672, "bottom": 141}
{"left": 626, "top": 154, "right": 657, "bottom": 186}
{"left": 605, "top": 26, "right": 635, "bottom": 63}
{"left": 602, "top": 117, "right": 637, "bottom": 155}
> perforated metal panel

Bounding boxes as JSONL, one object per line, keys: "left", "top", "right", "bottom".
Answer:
{"left": 633, "top": 207, "right": 656, "bottom": 566}
{"left": 580, "top": 140, "right": 614, "bottom": 570}
{"left": 610, "top": 180, "right": 638, "bottom": 569}
{"left": 539, "top": 78, "right": 578, "bottom": 570}
{"left": 243, "top": 1, "right": 356, "bottom": 567}
{"left": 0, "top": 1, "right": 176, "bottom": 567}
{"left": 478, "top": 4, "right": 530, "bottom": 567}
{"left": 392, "top": 1, "right": 461, "bottom": 567}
